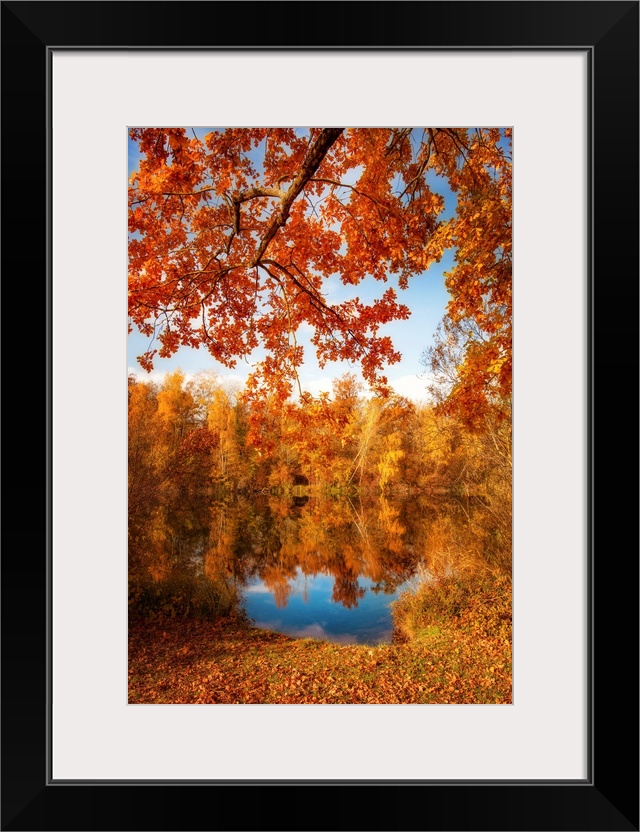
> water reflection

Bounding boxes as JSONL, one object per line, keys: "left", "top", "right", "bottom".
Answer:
{"left": 129, "top": 491, "right": 506, "bottom": 644}
{"left": 245, "top": 568, "right": 402, "bottom": 644}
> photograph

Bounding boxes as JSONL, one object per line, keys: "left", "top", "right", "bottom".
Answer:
{"left": 127, "top": 126, "right": 513, "bottom": 704}
{"left": 2, "top": 0, "right": 636, "bottom": 827}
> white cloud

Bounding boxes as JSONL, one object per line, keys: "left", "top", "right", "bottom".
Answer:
{"left": 127, "top": 367, "right": 168, "bottom": 387}
{"left": 128, "top": 367, "right": 250, "bottom": 391}
{"left": 282, "top": 624, "right": 358, "bottom": 645}
{"left": 128, "top": 364, "right": 437, "bottom": 405}
{"left": 302, "top": 377, "right": 335, "bottom": 397}
{"left": 389, "top": 374, "right": 432, "bottom": 402}
{"left": 244, "top": 584, "right": 273, "bottom": 594}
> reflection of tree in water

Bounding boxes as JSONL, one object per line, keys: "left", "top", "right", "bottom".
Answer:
{"left": 331, "top": 573, "right": 366, "bottom": 608}
{"left": 130, "top": 490, "right": 505, "bottom": 613}
{"left": 368, "top": 579, "right": 401, "bottom": 596}
{"left": 129, "top": 496, "right": 212, "bottom": 584}
{"left": 260, "top": 562, "right": 297, "bottom": 608}
{"left": 224, "top": 493, "right": 419, "bottom": 609}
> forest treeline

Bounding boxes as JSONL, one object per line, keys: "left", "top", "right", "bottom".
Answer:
{"left": 129, "top": 369, "right": 511, "bottom": 553}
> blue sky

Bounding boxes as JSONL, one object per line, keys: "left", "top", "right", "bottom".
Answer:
{"left": 127, "top": 129, "right": 455, "bottom": 402}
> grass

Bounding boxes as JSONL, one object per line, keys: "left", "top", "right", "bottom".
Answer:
{"left": 129, "top": 574, "right": 239, "bottom": 620}
{"left": 391, "top": 569, "right": 512, "bottom": 643}
{"left": 128, "top": 571, "right": 511, "bottom": 704}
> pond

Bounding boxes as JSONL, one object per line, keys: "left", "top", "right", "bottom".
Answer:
{"left": 129, "top": 491, "right": 500, "bottom": 645}
{"left": 245, "top": 568, "right": 405, "bottom": 644}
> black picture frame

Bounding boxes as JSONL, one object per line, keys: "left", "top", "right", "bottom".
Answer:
{"left": 2, "top": 2, "right": 638, "bottom": 830}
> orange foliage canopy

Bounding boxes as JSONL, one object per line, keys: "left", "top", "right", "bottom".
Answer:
{"left": 129, "top": 127, "right": 511, "bottom": 413}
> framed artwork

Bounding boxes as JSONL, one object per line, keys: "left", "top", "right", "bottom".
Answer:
{"left": 2, "top": 1, "right": 637, "bottom": 830}
{"left": 125, "top": 119, "right": 514, "bottom": 705}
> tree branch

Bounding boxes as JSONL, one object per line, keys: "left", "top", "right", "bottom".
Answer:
{"left": 250, "top": 128, "right": 344, "bottom": 266}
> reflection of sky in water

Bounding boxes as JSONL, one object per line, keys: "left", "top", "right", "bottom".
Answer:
{"left": 243, "top": 568, "right": 405, "bottom": 645}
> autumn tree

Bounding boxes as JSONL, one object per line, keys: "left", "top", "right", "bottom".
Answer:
{"left": 129, "top": 127, "right": 511, "bottom": 410}
{"left": 319, "top": 374, "right": 365, "bottom": 486}
{"left": 207, "top": 387, "right": 240, "bottom": 486}
{"left": 422, "top": 129, "right": 512, "bottom": 428}
{"left": 156, "top": 369, "right": 195, "bottom": 442}
{"left": 128, "top": 376, "right": 162, "bottom": 520}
